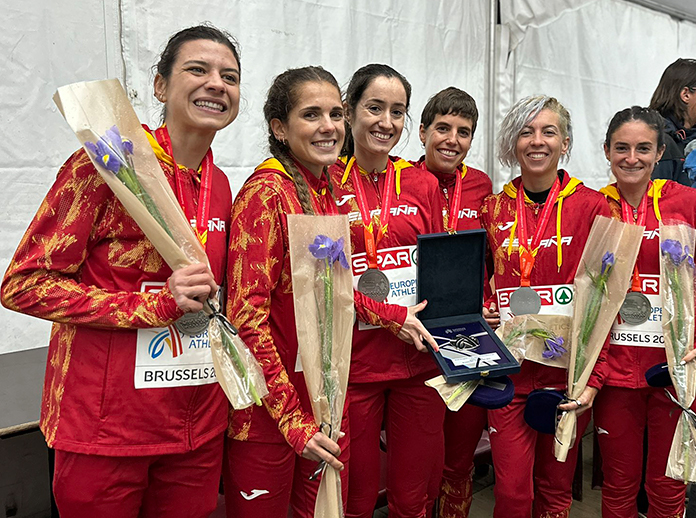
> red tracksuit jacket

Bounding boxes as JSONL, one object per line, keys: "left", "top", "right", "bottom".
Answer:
{"left": 226, "top": 158, "right": 405, "bottom": 454}
{"left": 412, "top": 157, "right": 492, "bottom": 232}
{"left": 480, "top": 171, "right": 612, "bottom": 395}
{"left": 601, "top": 180, "right": 696, "bottom": 388}
{"left": 1, "top": 137, "right": 231, "bottom": 455}
{"left": 329, "top": 157, "right": 444, "bottom": 384}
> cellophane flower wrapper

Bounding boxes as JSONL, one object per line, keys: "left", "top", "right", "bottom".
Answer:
{"left": 660, "top": 221, "right": 696, "bottom": 482}
{"left": 555, "top": 216, "right": 642, "bottom": 461}
{"left": 53, "top": 79, "right": 267, "bottom": 409}
{"left": 496, "top": 314, "right": 572, "bottom": 369}
{"left": 425, "top": 375, "right": 481, "bottom": 411}
{"left": 287, "top": 214, "right": 354, "bottom": 518}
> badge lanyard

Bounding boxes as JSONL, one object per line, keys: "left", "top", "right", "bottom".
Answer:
{"left": 515, "top": 177, "right": 562, "bottom": 287}
{"left": 155, "top": 126, "right": 213, "bottom": 249}
{"left": 619, "top": 184, "right": 650, "bottom": 293}
{"left": 444, "top": 165, "right": 468, "bottom": 233}
{"left": 348, "top": 157, "right": 396, "bottom": 270}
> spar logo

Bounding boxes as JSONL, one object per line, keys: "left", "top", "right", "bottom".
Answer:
{"left": 148, "top": 326, "right": 184, "bottom": 359}
{"left": 555, "top": 287, "right": 573, "bottom": 305}
{"left": 498, "top": 286, "right": 570, "bottom": 308}
{"left": 352, "top": 246, "right": 417, "bottom": 275}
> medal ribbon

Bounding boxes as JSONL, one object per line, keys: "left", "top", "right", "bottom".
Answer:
{"left": 346, "top": 156, "right": 395, "bottom": 269}
{"left": 619, "top": 183, "right": 650, "bottom": 293}
{"left": 445, "top": 164, "right": 468, "bottom": 233}
{"left": 153, "top": 126, "right": 213, "bottom": 249}
{"left": 515, "top": 177, "right": 562, "bottom": 287}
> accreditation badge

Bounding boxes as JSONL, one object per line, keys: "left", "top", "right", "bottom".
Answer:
{"left": 134, "top": 281, "right": 218, "bottom": 388}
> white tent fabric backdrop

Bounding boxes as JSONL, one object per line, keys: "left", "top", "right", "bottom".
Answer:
{"left": 0, "top": 0, "right": 694, "bottom": 354}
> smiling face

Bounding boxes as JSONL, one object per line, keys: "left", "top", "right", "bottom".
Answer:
{"left": 515, "top": 108, "right": 570, "bottom": 184}
{"left": 154, "top": 39, "right": 240, "bottom": 137}
{"left": 605, "top": 120, "right": 665, "bottom": 192}
{"left": 420, "top": 113, "right": 473, "bottom": 174}
{"left": 271, "top": 81, "right": 345, "bottom": 178}
{"left": 348, "top": 76, "right": 407, "bottom": 168}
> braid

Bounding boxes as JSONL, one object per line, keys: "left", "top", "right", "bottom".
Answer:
{"left": 323, "top": 167, "right": 335, "bottom": 197}
{"left": 269, "top": 137, "right": 315, "bottom": 215}
{"left": 263, "top": 66, "right": 343, "bottom": 213}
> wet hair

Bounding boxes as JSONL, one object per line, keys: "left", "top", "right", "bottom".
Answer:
{"left": 604, "top": 106, "right": 665, "bottom": 149}
{"left": 342, "top": 64, "right": 412, "bottom": 156}
{"left": 420, "top": 87, "right": 479, "bottom": 136}
{"left": 154, "top": 24, "right": 241, "bottom": 121}
{"left": 264, "top": 66, "right": 341, "bottom": 214}
{"left": 498, "top": 95, "right": 572, "bottom": 167}
{"left": 649, "top": 58, "right": 696, "bottom": 124}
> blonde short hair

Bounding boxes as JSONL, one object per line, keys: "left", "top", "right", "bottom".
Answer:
{"left": 498, "top": 95, "right": 572, "bottom": 167}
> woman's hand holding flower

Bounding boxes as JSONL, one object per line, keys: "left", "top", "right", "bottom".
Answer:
{"left": 557, "top": 386, "right": 598, "bottom": 416}
{"left": 302, "top": 431, "right": 344, "bottom": 471}
{"left": 168, "top": 263, "right": 217, "bottom": 313}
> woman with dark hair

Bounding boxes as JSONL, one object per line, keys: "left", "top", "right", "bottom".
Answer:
{"left": 412, "top": 86, "right": 493, "bottom": 518}
{"left": 480, "top": 95, "right": 610, "bottom": 518}
{"left": 223, "top": 66, "right": 410, "bottom": 518}
{"left": 329, "top": 63, "right": 445, "bottom": 518}
{"left": 1, "top": 24, "right": 240, "bottom": 517}
{"left": 649, "top": 58, "right": 696, "bottom": 185}
{"left": 596, "top": 105, "right": 696, "bottom": 518}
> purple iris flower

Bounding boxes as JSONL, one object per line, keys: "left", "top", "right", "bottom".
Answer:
{"left": 309, "top": 235, "right": 349, "bottom": 269}
{"left": 661, "top": 239, "right": 695, "bottom": 268}
{"left": 84, "top": 139, "right": 121, "bottom": 173}
{"left": 601, "top": 252, "right": 615, "bottom": 276}
{"left": 105, "top": 125, "right": 134, "bottom": 157}
{"left": 329, "top": 237, "right": 349, "bottom": 269}
{"left": 542, "top": 336, "right": 567, "bottom": 359}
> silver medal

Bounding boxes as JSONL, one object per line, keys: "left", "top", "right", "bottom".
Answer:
{"left": 509, "top": 286, "right": 542, "bottom": 315}
{"left": 357, "top": 268, "right": 390, "bottom": 302}
{"left": 619, "top": 291, "right": 652, "bottom": 326}
{"left": 174, "top": 310, "right": 210, "bottom": 336}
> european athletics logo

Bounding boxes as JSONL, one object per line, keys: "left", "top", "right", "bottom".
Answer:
{"left": 147, "top": 325, "right": 184, "bottom": 359}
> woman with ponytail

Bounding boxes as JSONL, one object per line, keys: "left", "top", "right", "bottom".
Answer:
{"left": 329, "top": 64, "right": 445, "bottom": 518}
{"left": 1, "top": 25, "right": 240, "bottom": 517}
{"left": 223, "top": 66, "right": 408, "bottom": 518}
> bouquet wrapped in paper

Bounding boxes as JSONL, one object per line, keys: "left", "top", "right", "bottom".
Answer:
{"left": 53, "top": 78, "right": 267, "bottom": 409}
{"left": 497, "top": 314, "right": 572, "bottom": 369}
{"left": 288, "top": 214, "right": 354, "bottom": 518}
{"left": 425, "top": 376, "right": 481, "bottom": 411}
{"left": 555, "top": 216, "right": 642, "bottom": 461}
{"left": 660, "top": 222, "right": 696, "bottom": 482}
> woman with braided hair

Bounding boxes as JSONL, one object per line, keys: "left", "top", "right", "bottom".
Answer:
{"left": 222, "top": 66, "right": 411, "bottom": 518}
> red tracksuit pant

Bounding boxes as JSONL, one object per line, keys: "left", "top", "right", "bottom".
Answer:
{"left": 346, "top": 372, "right": 446, "bottom": 518}
{"left": 52, "top": 434, "right": 223, "bottom": 518}
{"left": 223, "top": 424, "right": 349, "bottom": 518}
{"left": 488, "top": 393, "right": 589, "bottom": 518}
{"left": 594, "top": 385, "right": 686, "bottom": 518}
{"left": 436, "top": 405, "right": 487, "bottom": 518}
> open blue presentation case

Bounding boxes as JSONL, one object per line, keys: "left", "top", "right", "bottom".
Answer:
{"left": 416, "top": 229, "right": 520, "bottom": 383}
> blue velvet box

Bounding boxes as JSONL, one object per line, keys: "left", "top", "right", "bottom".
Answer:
{"left": 416, "top": 229, "right": 521, "bottom": 383}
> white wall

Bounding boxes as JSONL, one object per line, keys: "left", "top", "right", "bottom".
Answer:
{"left": 494, "top": 0, "right": 696, "bottom": 190}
